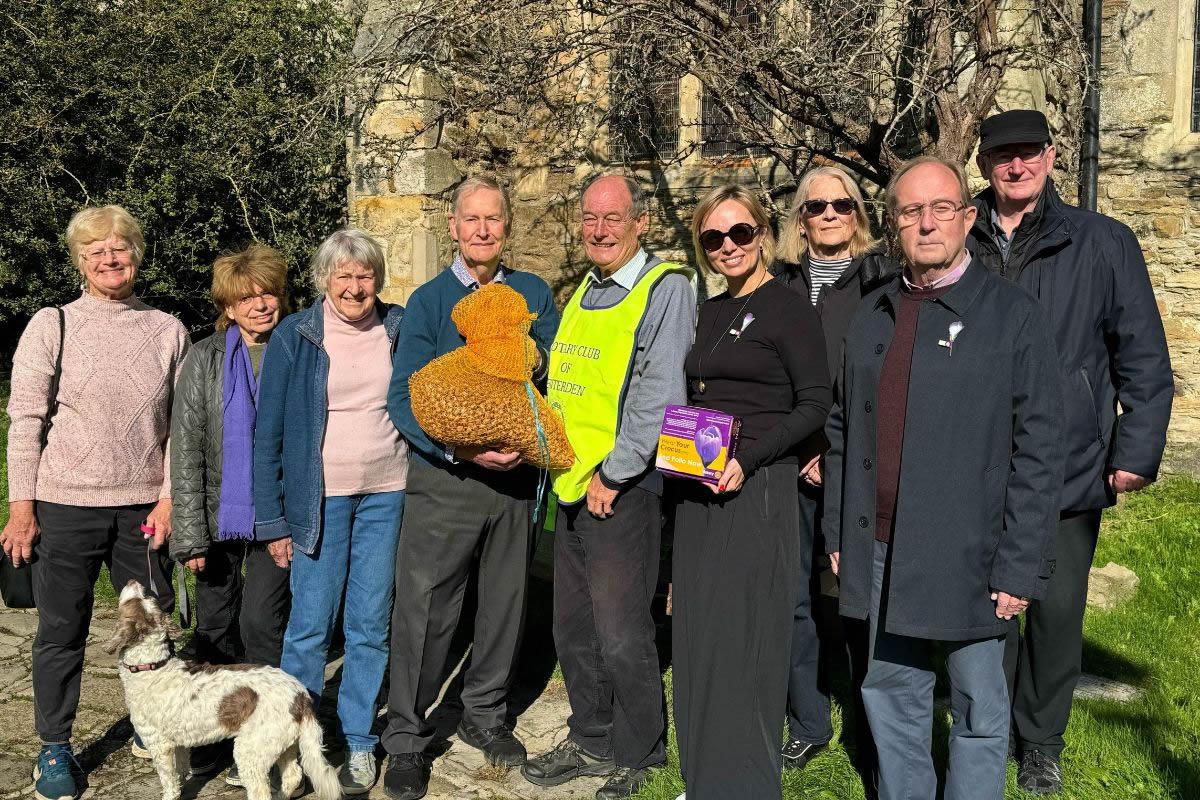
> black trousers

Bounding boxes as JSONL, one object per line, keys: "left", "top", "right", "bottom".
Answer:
{"left": 382, "top": 458, "right": 533, "bottom": 756}
{"left": 1005, "top": 509, "right": 1103, "bottom": 757}
{"left": 31, "top": 501, "right": 174, "bottom": 743}
{"left": 554, "top": 485, "right": 665, "bottom": 770}
{"left": 187, "top": 539, "right": 291, "bottom": 667}
{"left": 786, "top": 484, "right": 833, "bottom": 745}
{"left": 673, "top": 464, "right": 800, "bottom": 800}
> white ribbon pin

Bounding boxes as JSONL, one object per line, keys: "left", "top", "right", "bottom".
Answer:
{"left": 938, "top": 321, "right": 964, "bottom": 356}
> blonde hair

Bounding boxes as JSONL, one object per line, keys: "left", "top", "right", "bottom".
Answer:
{"left": 690, "top": 185, "right": 776, "bottom": 275}
{"left": 211, "top": 244, "right": 292, "bottom": 330}
{"left": 65, "top": 205, "right": 146, "bottom": 268}
{"left": 777, "top": 166, "right": 878, "bottom": 262}
{"left": 884, "top": 156, "right": 973, "bottom": 222}
{"left": 310, "top": 227, "right": 386, "bottom": 293}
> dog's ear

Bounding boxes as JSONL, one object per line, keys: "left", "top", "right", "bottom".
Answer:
{"left": 104, "top": 613, "right": 138, "bottom": 654}
{"left": 104, "top": 597, "right": 159, "bottom": 654}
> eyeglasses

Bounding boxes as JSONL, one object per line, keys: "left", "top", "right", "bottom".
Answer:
{"left": 236, "top": 291, "right": 278, "bottom": 308}
{"left": 895, "top": 201, "right": 967, "bottom": 224}
{"left": 987, "top": 144, "right": 1049, "bottom": 168}
{"left": 802, "top": 198, "right": 856, "bottom": 216}
{"left": 699, "top": 223, "right": 761, "bottom": 252}
{"left": 83, "top": 246, "right": 131, "bottom": 263}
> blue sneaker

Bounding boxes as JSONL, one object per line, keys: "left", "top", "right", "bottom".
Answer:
{"left": 34, "top": 744, "right": 81, "bottom": 800}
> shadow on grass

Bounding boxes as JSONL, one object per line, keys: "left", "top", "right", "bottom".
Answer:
{"left": 1086, "top": 703, "right": 1200, "bottom": 798}
{"left": 1080, "top": 639, "right": 1196, "bottom": 798}
{"left": 1080, "top": 638, "right": 1152, "bottom": 687}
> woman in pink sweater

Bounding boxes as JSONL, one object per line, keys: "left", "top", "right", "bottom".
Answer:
{"left": 2, "top": 205, "right": 190, "bottom": 800}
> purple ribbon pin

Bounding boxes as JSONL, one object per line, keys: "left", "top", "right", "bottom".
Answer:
{"left": 731, "top": 312, "right": 755, "bottom": 340}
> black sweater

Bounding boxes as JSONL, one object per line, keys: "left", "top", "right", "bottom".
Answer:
{"left": 685, "top": 277, "right": 831, "bottom": 473}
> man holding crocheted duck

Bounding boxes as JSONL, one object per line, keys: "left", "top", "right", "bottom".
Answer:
{"left": 382, "top": 176, "right": 560, "bottom": 800}
{"left": 521, "top": 173, "right": 696, "bottom": 800}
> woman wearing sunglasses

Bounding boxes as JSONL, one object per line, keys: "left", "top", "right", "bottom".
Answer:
{"left": 774, "top": 165, "right": 898, "bottom": 781}
{"left": 671, "top": 185, "right": 831, "bottom": 800}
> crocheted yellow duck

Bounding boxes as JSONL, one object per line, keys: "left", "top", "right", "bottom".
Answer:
{"left": 409, "top": 283, "right": 575, "bottom": 469}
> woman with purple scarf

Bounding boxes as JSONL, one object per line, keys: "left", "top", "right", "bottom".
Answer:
{"left": 169, "top": 244, "right": 292, "bottom": 778}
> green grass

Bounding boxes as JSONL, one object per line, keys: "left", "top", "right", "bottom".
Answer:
{"left": 631, "top": 479, "right": 1200, "bottom": 800}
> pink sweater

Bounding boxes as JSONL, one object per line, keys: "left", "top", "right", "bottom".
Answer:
{"left": 7, "top": 293, "right": 191, "bottom": 506}
{"left": 321, "top": 296, "right": 409, "bottom": 496}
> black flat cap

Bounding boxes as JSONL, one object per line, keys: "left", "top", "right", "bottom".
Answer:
{"left": 978, "top": 110, "right": 1052, "bottom": 153}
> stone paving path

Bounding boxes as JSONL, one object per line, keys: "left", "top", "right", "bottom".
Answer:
{"left": 0, "top": 593, "right": 1145, "bottom": 800}
{"left": 0, "top": 598, "right": 604, "bottom": 800}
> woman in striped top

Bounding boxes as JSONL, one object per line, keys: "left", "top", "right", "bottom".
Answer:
{"left": 773, "top": 165, "right": 900, "bottom": 779}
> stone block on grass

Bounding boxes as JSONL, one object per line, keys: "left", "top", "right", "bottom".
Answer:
{"left": 1087, "top": 562, "right": 1140, "bottom": 611}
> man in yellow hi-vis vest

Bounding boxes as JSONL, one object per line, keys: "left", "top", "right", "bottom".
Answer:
{"left": 522, "top": 174, "right": 696, "bottom": 799}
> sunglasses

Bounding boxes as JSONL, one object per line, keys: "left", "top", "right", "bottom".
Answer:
{"left": 802, "top": 198, "right": 856, "bottom": 216}
{"left": 699, "top": 223, "right": 761, "bottom": 252}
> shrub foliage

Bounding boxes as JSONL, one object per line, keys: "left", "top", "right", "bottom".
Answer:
{"left": 0, "top": 0, "right": 350, "bottom": 344}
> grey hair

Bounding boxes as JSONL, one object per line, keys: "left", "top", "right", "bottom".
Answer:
{"left": 310, "top": 227, "right": 386, "bottom": 292}
{"left": 450, "top": 176, "right": 513, "bottom": 234}
{"left": 580, "top": 172, "right": 648, "bottom": 218}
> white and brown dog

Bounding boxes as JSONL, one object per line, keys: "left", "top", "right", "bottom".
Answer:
{"left": 105, "top": 581, "right": 341, "bottom": 800}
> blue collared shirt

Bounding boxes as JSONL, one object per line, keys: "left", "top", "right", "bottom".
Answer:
{"left": 990, "top": 208, "right": 1014, "bottom": 262}
{"left": 585, "top": 247, "right": 648, "bottom": 292}
{"left": 450, "top": 253, "right": 509, "bottom": 289}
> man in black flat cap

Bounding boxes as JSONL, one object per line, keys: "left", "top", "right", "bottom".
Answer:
{"left": 967, "top": 109, "right": 1174, "bottom": 795}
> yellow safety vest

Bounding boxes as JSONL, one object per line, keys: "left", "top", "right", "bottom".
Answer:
{"left": 548, "top": 260, "right": 694, "bottom": 504}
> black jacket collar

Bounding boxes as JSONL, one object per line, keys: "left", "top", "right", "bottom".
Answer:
{"left": 972, "top": 180, "right": 1070, "bottom": 248}
{"left": 774, "top": 249, "right": 897, "bottom": 293}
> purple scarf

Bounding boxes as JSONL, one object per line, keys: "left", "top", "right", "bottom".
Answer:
{"left": 217, "top": 327, "right": 258, "bottom": 541}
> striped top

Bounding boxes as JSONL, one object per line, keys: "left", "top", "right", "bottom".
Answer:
{"left": 808, "top": 255, "right": 852, "bottom": 305}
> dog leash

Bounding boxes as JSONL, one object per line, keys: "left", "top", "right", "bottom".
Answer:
{"left": 523, "top": 380, "right": 551, "bottom": 525}
{"left": 139, "top": 524, "right": 160, "bottom": 597}
{"left": 521, "top": 334, "right": 552, "bottom": 526}
{"left": 140, "top": 523, "right": 191, "bottom": 628}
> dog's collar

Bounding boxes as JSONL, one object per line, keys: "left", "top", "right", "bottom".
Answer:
{"left": 123, "top": 654, "right": 174, "bottom": 673}
{"left": 122, "top": 641, "right": 175, "bottom": 673}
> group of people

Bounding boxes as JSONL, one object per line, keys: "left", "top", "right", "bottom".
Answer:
{"left": 3, "top": 108, "right": 1172, "bottom": 800}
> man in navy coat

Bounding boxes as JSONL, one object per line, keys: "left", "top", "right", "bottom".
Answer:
{"left": 967, "top": 110, "right": 1173, "bottom": 795}
{"left": 824, "top": 156, "right": 1064, "bottom": 800}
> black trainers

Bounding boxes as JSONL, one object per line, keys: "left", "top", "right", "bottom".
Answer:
{"left": 383, "top": 752, "right": 430, "bottom": 800}
{"left": 522, "top": 739, "right": 617, "bottom": 787}
{"left": 1017, "top": 749, "right": 1063, "bottom": 795}
{"left": 595, "top": 766, "right": 654, "bottom": 800}
{"left": 781, "top": 739, "right": 827, "bottom": 770}
{"left": 456, "top": 721, "right": 527, "bottom": 767}
{"left": 189, "top": 742, "right": 227, "bottom": 777}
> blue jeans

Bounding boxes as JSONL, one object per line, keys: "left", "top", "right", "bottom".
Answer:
{"left": 280, "top": 491, "right": 404, "bottom": 752}
{"left": 862, "top": 540, "right": 1009, "bottom": 800}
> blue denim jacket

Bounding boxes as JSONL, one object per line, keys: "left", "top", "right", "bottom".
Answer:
{"left": 253, "top": 299, "right": 404, "bottom": 554}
